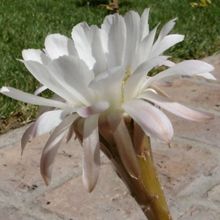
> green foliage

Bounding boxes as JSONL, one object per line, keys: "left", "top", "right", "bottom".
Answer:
{"left": 0, "top": 0, "right": 220, "bottom": 131}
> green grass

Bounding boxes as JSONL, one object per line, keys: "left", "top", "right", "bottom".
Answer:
{"left": 0, "top": 0, "right": 220, "bottom": 132}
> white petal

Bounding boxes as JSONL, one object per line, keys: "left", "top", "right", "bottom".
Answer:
{"left": 89, "top": 66, "right": 124, "bottom": 104}
{"left": 108, "top": 112, "right": 140, "bottom": 178}
{"left": 140, "top": 8, "right": 150, "bottom": 40}
{"left": 140, "top": 91, "right": 214, "bottom": 121}
{"left": 123, "top": 99, "right": 174, "bottom": 143}
{"left": 0, "top": 86, "right": 66, "bottom": 108}
{"left": 34, "top": 85, "right": 47, "bottom": 95}
{"left": 23, "top": 60, "right": 77, "bottom": 102}
{"left": 147, "top": 60, "right": 214, "bottom": 86}
{"left": 134, "top": 25, "right": 158, "bottom": 68}
{"left": 71, "top": 22, "right": 95, "bottom": 69}
{"left": 101, "top": 14, "right": 113, "bottom": 35}
{"left": 50, "top": 55, "right": 94, "bottom": 85}
{"left": 151, "top": 34, "right": 184, "bottom": 57}
{"left": 45, "top": 34, "right": 77, "bottom": 59}
{"left": 21, "top": 123, "right": 35, "bottom": 155}
{"left": 134, "top": 56, "right": 168, "bottom": 75}
{"left": 101, "top": 14, "right": 113, "bottom": 53}
{"left": 197, "top": 72, "right": 216, "bottom": 80}
{"left": 82, "top": 114, "right": 100, "bottom": 192}
{"left": 125, "top": 56, "right": 168, "bottom": 100}
{"left": 66, "top": 123, "right": 75, "bottom": 143}
{"left": 22, "top": 49, "right": 50, "bottom": 64}
{"left": 161, "top": 18, "right": 177, "bottom": 35}
{"left": 124, "top": 11, "right": 140, "bottom": 68}
{"left": 107, "top": 14, "right": 126, "bottom": 68}
{"left": 77, "top": 101, "right": 109, "bottom": 118}
{"left": 154, "top": 18, "right": 177, "bottom": 45}
{"left": 21, "top": 110, "right": 65, "bottom": 153}
{"left": 47, "top": 55, "right": 94, "bottom": 105}
{"left": 94, "top": 65, "right": 124, "bottom": 80}
{"left": 161, "top": 60, "right": 175, "bottom": 67}
{"left": 41, "top": 133, "right": 64, "bottom": 185}
{"left": 40, "top": 114, "right": 78, "bottom": 184}
{"left": 90, "top": 26, "right": 107, "bottom": 74}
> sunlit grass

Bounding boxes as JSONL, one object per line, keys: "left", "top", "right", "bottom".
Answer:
{"left": 0, "top": 0, "right": 219, "bottom": 132}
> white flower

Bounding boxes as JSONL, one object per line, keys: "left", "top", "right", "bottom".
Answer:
{"left": 0, "top": 9, "right": 214, "bottom": 192}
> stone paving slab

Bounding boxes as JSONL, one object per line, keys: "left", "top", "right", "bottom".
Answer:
{"left": 1, "top": 128, "right": 220, "bottom": 220}
{"left": 162, "top": 78, "right": 220, "bottom": 113}
{"left": 159, "top": 78, "right": 220, "bottom": 147}
{"left": 38, "top": 137, "right": 220, "bottom": 220}
{"left": 39, "top": 165, "right": 146, "bottom": 220}
{"left": 0, "top": 133, "right": 79, "bottom": 220}
{"left": 204, "top": 54, "right": 220, "bottom": 80}
{"left": 154, "top": 138, "right": 220, "bottom": 220}
{"left": 0, "top": 54, "right": 220, "bottom": 220}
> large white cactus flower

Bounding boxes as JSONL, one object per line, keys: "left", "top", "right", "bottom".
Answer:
{"left": 0, "top": 9, "right": 214, "bottom": 192}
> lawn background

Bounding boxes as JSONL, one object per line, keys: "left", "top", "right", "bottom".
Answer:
{"left": 0, "top": 0, "right": 220, "bottom": 133}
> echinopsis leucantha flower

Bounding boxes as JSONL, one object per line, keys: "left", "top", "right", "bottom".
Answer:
{"left": 0, "top": 9, "right": 214, "bottom": 192}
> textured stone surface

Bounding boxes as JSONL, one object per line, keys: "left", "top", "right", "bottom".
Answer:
{"left": 39, "top": 166, "right": 146, "bottom": 220}
{"left": 0, "top": 54, "right": 220, "bottom": 220}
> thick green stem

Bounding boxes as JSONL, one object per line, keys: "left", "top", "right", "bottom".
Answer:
{"left": 137, "top": 148, "right": 171, "bottom": 219}
{"left": 100, "top": 119, "right": 172, "bottom": 220}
